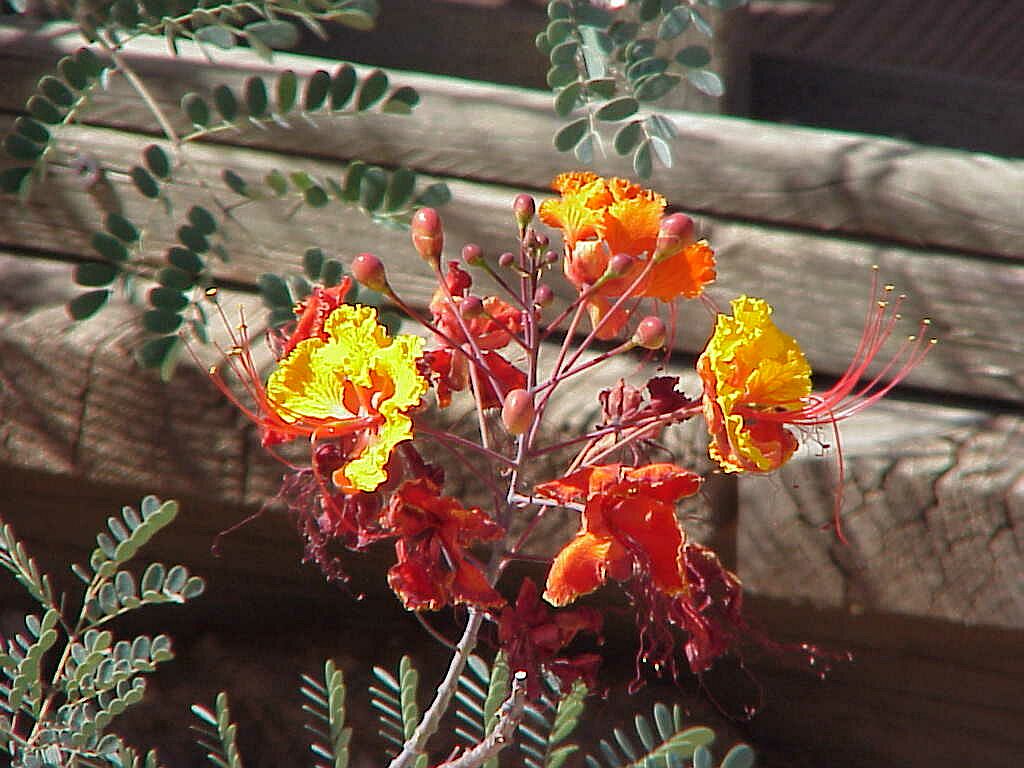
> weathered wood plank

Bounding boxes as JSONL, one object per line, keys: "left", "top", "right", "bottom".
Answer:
{"left": 2, "top": 21, "right": 1023, "bottom": 260}
{"left": 2, "top": 117, "right": 1022, "bottom": 405}
{"left": 737, "top": 413, "right": 1024, "bottom": 628}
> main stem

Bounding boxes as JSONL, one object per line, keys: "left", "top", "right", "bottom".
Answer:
{"left": 387, "top": 609, "right": 485, "bottom": 768}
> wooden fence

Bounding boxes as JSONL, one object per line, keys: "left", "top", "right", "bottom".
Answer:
{"left": 1, "top": 17, "right": 1022, "bottom": 768}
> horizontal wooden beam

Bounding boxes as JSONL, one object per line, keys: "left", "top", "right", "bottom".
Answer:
{"left": 2, "top": 21, "right": 1022, "bottom": 261}
{"left": 2, "top": 115, "right": 1022, "bottom": 405}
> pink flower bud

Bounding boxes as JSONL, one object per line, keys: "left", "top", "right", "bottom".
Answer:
{"left": 606, "top": 253, "right": 634, "bottom": 278}
{"left": 351, "top": 252, "right": 389, "bottom": 293}
{"left": 501, "top": 388, "right": 535, "bottom": 436}
{"left": 513, "top": 193, "right": 535, "bottom": 232}
{"left": 543, "top": 250, "right": 559, "bottom": 265}
{"left": 633, "top": 316, "right": 667, "bottom": 350}
{"left": 534, "top": 284, "right": 554, "bottom": 308}
{"left": 460, "top": 295, "right": 484, "bottom": 319}
{"left": 654, "top": 213, "right": 695, "bottom": 261}
{"left": 498, "top": 252, "right": 515, "bottom": 269}
{"left": 411, "top": 207, "right": 444, "bottom": 266}
{"left": 461, "top": 243, "right": 484, "bottom": 266}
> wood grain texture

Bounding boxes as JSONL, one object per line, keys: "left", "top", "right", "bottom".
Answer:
{"left": 2, "top": 21, "right": 1023, "bottom": 260}
{"left": 738, "top": 414, "right": 1024, "bottom": 628}
{"left": 2, "top": 117, "right": 1023, "bottom": 405}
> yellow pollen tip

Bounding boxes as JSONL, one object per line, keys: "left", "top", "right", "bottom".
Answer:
{"left": 877, "top": 301, "right": 887, "bottom": 309}
{"left": 228, "top": 347, "right": 243, "bottom": 357}
{"left": 208, "top": 365, "right": 218, "bottom": 375}
{"left": 922, "top": 318, "right": 932, "bottom": 325}
{"left": 205, "top": 287, "right": 219, "bottom": 298}
{"left": 883, "top": 284, "right": 895, "bottom": 292}
{"left": 894, "top": 313, "right": 902, "bottom": 320}
{"left": 908, "top": 335, "right": 917, "bottom": 341}
{"left": 871, "top": 264, "right": 880, "bottom": 271}
{"left": 929, "top": 338, "right": 939, "bottom": 345}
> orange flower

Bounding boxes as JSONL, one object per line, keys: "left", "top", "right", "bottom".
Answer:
{"left": 537, "top": 464, "right": 702, "bottom": 607}
{"left": 385, "top": 477, "right": 505, "bottom": 611}
{"left": 698, "top": 282, "right": 934, "bottom": 474}
{"left": 539, "top": 172, "right": 715, "bottom": 304}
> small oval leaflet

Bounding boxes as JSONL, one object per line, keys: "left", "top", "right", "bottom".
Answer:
{"left": 213, "top": 84, "right": 238, "bottom": 121}
{"left": 75, "top": 261, "right": 118, "bottom": 287}
{"left": 68, "top": 290, "right": 110, "bottom": 321}
{"left": 304, "top": 69, "right": 331, "bottom": 111}
{"left": 596, "top": 96, "right": 638, "bottom": 122}
{"left": 357, "top": 69, "right": 389, "bottom": 111}
{"left": 276, "top": 69, "right": 298, "bottom": 114}
{"left": 554, "top": 118, "right": 588, "bottom": 152}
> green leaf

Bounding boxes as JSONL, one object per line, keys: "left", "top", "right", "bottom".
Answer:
{"left": 341, "top": 162, "right": 366, "bottom": 201}
{"left": 157, "top": 266, "right": 195, "bottom": 291}
{"left": 550, "top": 40, "right": 579, "bottom": 67}
{"left": 645, "top": 113, "right": 678, "bottom": 141}
{"left": 414, "top": 182, "right": 451, "bottom": 208}
{"left": 330, "top": 64, "right": 357, "bottom": 109}
{"left": 245, "top": 20, "right": 299, "bottom": 49}
{"left": 213, "top": 84, "right": 238, "bottom": 122}
{"left": 106, "top": 213, "right": 139, "bottom": 243}
{"left": 693, "top": 745, "right": 712, "bottom": 768}
{"left": 720, "top": 744, "right": 755, "bottom": 768}
{"left": 194, "top": 25, "right": 235, "bottom": 50}
{"left": 333, "top": 6, "right": 377, "bottom": 32}
{"left": 3, "top": 133, "right": 43, "bottom": 161}
{"left": 359, "top": 167, "right": 387, "bottom": 211}
{"left": 265, "top": 169, "right": 288, "bottom": 196}
{"left": 75, "top": 261, "right": 118, "bottom": 287}
{"left": 148, "top": 287, "right": 189, "bottom": 311}
{"left": 15, "top": 116, "right": 50, "bottom": 145}
{"left": 143, "top": 309, "right": 182, "bottom": 335}
{"left": 188, "top": 205, "right": 217, "bottom": 235}
{"left": 650, "top": 135, "right": 672, "bottom": 168}
{"left": 39, "top": 75, "right": 74, "bottom": 107}
{"left": 223, "top": 169, "right": 250, "bottom": 196}
{"left": 137, "top": 335, "right": 179, "bottom": 369}
{"left": 586, "top": 77, "right": 616, "bottom": 99}
{"left": 258, "top": 273, "right": 292, "bottom": 308}
{"left": 168, "top": 245, "right": 204, "bottom": 273}
{"left": 658, "top": 7, "right": 692, "bottom": 39}
{"left": 691, "top": 7, "right": 714, "bottom": 37}
{"left": 383, "top": 168, "right": 415, "bottom": 211}
{"left": 276, "top": 70, "right": 298, "bottom": 114}
{"left": 548, "top": 0, "right": 571, "bottom": 21}
{"left": 55, "top": 57, "right": 86, "bottom": 92}
{"left": 574, "top": 133, "right": 594, "bottom": 163}
{"left": 633, "top": 140, "right": 653, "bottom": 179}
{"left": 27, "top": 95, "right": 62, "bottom": 124}
{"left": 614, "top": 121, "right": 644, "bottom": 155}
{"left": 634, "top": 72, "right": 681, "bottom": 102}
{"left": 143, "top": 144, "right": 171, "bottom": 179}
{"left": 92, "top": 232, "right": 130, "bottom": 262}
{"left": 305, "top": 69, "right": 331, "bottom": 111}
{"left": 177, "top": 225, "right": 209, "bottom": 254}
{"left": 595, "top": 96, "right": 638, "bottom": 122}
{"left": 182, "top": 93, "right": 210, "bottom": 127}
{"left": 547, "top": 65, "right": 578, "bottom": 89}
{"left": 132, "top": 166, "right": 161, "bottom": 199}
{"left": 305, "top": 185, "right": 329, "bottom": 207}
{"left": 627, "top": 56, "right": 668, "bottom": 83}
{"left": 68, "top": 290, "right": 110, "bottom": 320}
{"left": 303, "top": 248, "right": 324, "bottom": 280}
{"left": 554, "top": 118, "right": 587, "bottom": 152}
{"left": 245, "top": 76, "right": 268, "bottom": 118}
{"left": 75, "top": 47, "right": 105, "bottom": 78}
{"left": 356, "top": 69, "right": 389, "bottom": 111}
{"left": 546, "top": 19, "right": 574, "bottom": 46}
{"left": 381, "top": 86, "right": 419, "bottom": 114}
{"left": 321, "top": 259, "right": 344, "bottom": 288}
{"left": 675, "top": 45, "right": 711, "bottom": 68}
{"left": 554, "top": 82, "right": 584, "bottom": 117}
{"left": 686, "top": 69, "right": 724, "bottom": 98}
{"left": 0, "top": 166, "right": 32, "bottom": 194}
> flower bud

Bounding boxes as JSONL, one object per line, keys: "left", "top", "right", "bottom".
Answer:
{"left": 501, "top": 388, "right": 535, "bottom": 436}
{"left": 633, "top": 316, "right": 666, "bottom": 350}
{"left": 460, "top": 295, "right": 484, "bottom": 319}
{"left": 461, "top": 243, "right": 484, "bottom": 266}
{"left": 411, "top": 207, "right": 444, "bottom": 266}
{"left": 543, "top": 250, "right": 559, "bottom": 266}
{"left": 498, "top": 251, "right": 515, "bottom": 269}
{"left": 606, "top": 253, "right": 634, "bottom": 278}
{"left": 654, "top": 213, "right": 695, "bottom": 261}
{"left": 351, "top": 252, "right": 389, "bottom": 293}
{"left": 513, "top": 193, "right": 535, "bottom": 233}
{"left": 534, "top": 284, "right": 554, "bottom": 308}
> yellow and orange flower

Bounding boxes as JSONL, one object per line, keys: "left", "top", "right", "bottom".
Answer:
{"left": 697, "top": 296, "right": 811, "bottom": 473}
{"left": 698, "top": 287, "right": 934, "bottom": 475}
{"left": 536, "top": 463, "right": 702, "bottom": 607}
{"left": 212, "top": 297, "right": 428, "bottom": 494}
{"left": 538, "top": 172, "right": 715, "bottom": 303}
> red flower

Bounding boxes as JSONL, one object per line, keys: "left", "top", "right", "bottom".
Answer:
{"left": 536, "top": 464, "right": 702, "bottom": 607}
{"left": 425, "top": 348, "right": 527, "bottom": 410}
{"left": 498, "top": 579, "right": 602, "bottom": 697}
{"left": 278, "top": 280, "right": 353, "bottom": 357}
{"left": 385, "top": 477, "right": 505, "bottom": 611}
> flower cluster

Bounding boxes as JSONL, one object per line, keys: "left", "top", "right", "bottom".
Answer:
{"left": 209, "top": 172, "right": 933, "bottom": 699}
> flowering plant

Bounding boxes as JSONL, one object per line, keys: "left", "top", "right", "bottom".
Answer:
{"left": 197, "top": 170, "right": 933, "bottom": 766}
